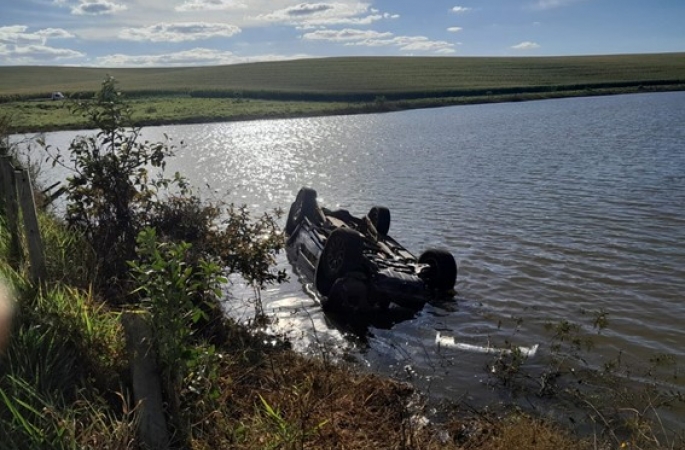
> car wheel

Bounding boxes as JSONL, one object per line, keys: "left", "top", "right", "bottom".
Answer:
{"left": 285, "top": 187, "right": 318, "bottom": 235}
{"left": 315, "top": 228, "right": 364, "bottom": 296}
{"left": 367, "top": 206, "right": 390, "bottom": 235}
{"left": 321, "top": 276, "right": 368, "bottom": 313}
{"left": 418, "top": 249, "right": 457, "bottom": 291}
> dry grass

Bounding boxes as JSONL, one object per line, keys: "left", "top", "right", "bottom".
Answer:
{"left": 182, "top": 317, "right": 596, "bottom": 450}
{"left": 446, "top": 414, "right": 596, "bottom": 450}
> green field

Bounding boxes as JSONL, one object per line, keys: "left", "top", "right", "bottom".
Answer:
{"left": 3, "top": 53, "right": 685, "bottom": 97}
{"left": 1, "top": 53, "right": 684, "bottom": 132}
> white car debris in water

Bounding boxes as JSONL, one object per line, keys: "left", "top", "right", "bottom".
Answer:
{"left": 435, "top": 332, "right": 539, "bottom": 357}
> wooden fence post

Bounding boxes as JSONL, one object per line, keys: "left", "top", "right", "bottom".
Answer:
{"left": 0, "top": 157, "right": 22, "bottom": 265}
{"left": 122, "top": 312, "right": 170, "bottom": 450}
{"left": 1, "top": 157, "right": 47, "bottom": 283}
{"left": 16, "top": 168, "right": 47, "bottom": 283}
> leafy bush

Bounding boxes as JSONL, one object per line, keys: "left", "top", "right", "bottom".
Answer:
{"left": 129, "top": 227, "right": 227, "bottom": 436}
{"left": 42, "top": 76, "right": 284, "bottom": 301}
{"left": 41, "top": 76, "right": 187, "bottom": 296}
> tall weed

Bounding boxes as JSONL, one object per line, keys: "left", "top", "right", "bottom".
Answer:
{"left": 0, "top": 269, "right": 132, "bottom": 449}
{"left": 0, "top": 375, "right": 138, "bottom": 450}
{"left": 485, "top": 312, "right": 684, "bottom": 448}
{"left": 38, "top": 214, "right": 97, "bottom": 288}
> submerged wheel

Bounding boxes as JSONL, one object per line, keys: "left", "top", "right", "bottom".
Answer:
{"left": 419, "top": 249, "right": 457, "bottom": 292}
{"left": 367, "top": 206, "right": 390, "bottom": 236}
{"left": 315, "top": 228, "right": 364, "bottom": 296}
{"left": 321, "top": 276, "right": 369, "bottom": 313}
{"left": 285, "top": 187, "right": 318, "bottom": 235}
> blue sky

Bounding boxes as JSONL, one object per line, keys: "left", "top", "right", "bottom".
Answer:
{"left": 1, "top": 0, "right": 683, "bottom": 67}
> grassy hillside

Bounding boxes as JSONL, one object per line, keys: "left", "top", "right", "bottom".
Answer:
{"left": 2, "top": 53, "right": 684, "bottom": 133}
{"left": 1, "top": 53, "right": 684, "bottom": 99}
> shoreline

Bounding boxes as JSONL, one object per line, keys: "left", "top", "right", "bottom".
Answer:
{"left": 5, "top": 83, "right": 684, "bottom": 135}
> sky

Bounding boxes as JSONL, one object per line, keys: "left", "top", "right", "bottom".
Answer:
{"left": 0, "top": 0, "right": 683, "bottom": 67}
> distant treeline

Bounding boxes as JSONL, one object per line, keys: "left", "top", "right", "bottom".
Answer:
{"left": 2, "top": 78, "right": 683, "bottom": 104}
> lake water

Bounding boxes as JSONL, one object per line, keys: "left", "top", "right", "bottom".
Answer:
{"left": 24, "top": 91, "right": 685, "bottom": 427}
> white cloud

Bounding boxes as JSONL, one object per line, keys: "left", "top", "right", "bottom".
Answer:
{"left": 258, "top": 2, "right": 398, "bottom": 27}
{"left": 0, "top": 25, "right": 82, "bottom": 64}
{"left": 35, "top": 28, "right": 76, "bottom": 40}
{"left": 175, "top": 0, "right": 247, "bottom": 12}
{"left": 94, "top": 47, "right": 311, "bottom": 67}
{"left": 392, "top": 36, "right": 456, "bottom": 53}
{"left": 511, "top": 41, "right": 540, "bottom": 50}
{"left": 0, "top": 44, "right": 85, "bottom": 64}
{"left": 447, "top": 27, "right": 463, "bottom": 33}
{"left": 302, "top": 28, "right": 392, "bottom": 41}
{"left": 0, "top": 25, "right": 75, "bottom": 45}
{"left": 119, "top": 22, "right": 242, "bottom": 42}
{"left": 531, "top": 0, "right": 584, "bottom": 10}
{"left": 70, "top": 0, "right": 127, "bottom": 15}
{"left": 451, "top": 6, "right": 472, "bottom": 13}
{"left": 53, "top": 0, "right": 126, "bottom": 15}
{"left": 300, "top": 26, "right": 456, "bottom": 54}
{"left": 0, "top": 25, "right": 28, "bottom": 36}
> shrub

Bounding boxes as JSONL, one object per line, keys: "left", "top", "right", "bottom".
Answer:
{"left": 41, "top": 76, "right": 187, "bottom": 297}
{"left": 41, "top": 76, "right": 284, "bottom": 301}
{"left": 129, "top": 227, "right": 227, "bottom": 436}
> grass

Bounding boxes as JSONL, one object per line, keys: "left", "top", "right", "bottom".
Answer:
{"left": 0, "top": 245, "right": 131, "bottom": 448}
{"left": 2, "top": 83, "right": 682, "bottom": 134}
{"left": 1, "top": 54, "right": 685, "bottom": 97}
{"left": 1, "top": 54, "right": 684, "bottom": 133}
{"left": 0, "top": 97, "right": 363, "bottom": 132}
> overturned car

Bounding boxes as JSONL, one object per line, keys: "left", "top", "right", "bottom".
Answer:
{"left": 285, "top": 187, "right": 457, "bottom": 318}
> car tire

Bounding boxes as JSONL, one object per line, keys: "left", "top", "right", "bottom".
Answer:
{"left": 285, "top": 187, "right": 318, "bottom": 235}
{"left": 367, "top": 206, "right": 390, "bottom": 235}
{"left": 315, "top": 228, "right": 364, "bottom": 296}
{"left": 322, "top": 276, "right": 368, "bottom": 313}
{"left": 418, "top": 249, "right": 457, "bottom": 291}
